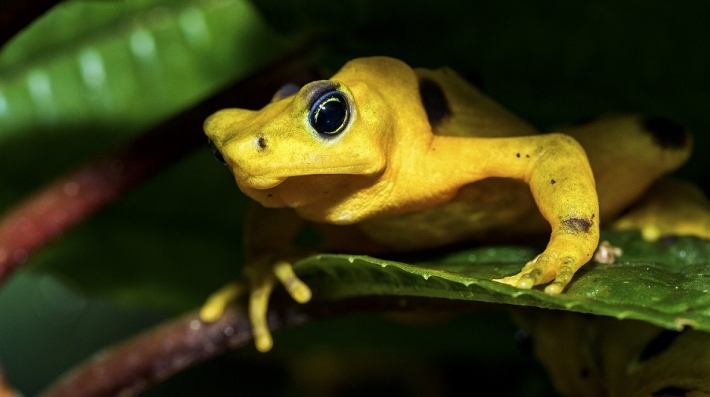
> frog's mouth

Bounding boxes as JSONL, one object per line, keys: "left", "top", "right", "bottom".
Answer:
{"left": 238, "top": 164, "right": 382, "bottom": 191}
{"left": 241, "top": 175, "right": 286, "bottom": 190}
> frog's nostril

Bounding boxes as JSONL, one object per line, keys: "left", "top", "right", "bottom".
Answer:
{"left": 255, "top": 135, "right": 267, "bottom": 150}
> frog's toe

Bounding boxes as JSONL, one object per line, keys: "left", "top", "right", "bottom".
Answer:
{"left": 249, "top": 278, "right": 276, "bottom": 352}
{"left": 204, "top": 258, "right": 311, "bottom": 352}
{"left": 199, "top": 277, "right": 277, "bottom": 352}
{"left": 200, "top": 281, "right": 244, "bottom": 323}
{"left": 495, "top": 269, "right": 542, "bottom": 289}
{"left": 495, "top": 254, "right": 551, "bottom": 287}
{"left": 544, "top": 271, "right": 574, "bottom": 295}
{"left": 273, "top": 261, "right": 312, "bottom": 303}
{"left": 640, "top": 225, "right": 662, "bottom": 241}
{"left": 494, "top": 253, "right": 579, "bottom": 294}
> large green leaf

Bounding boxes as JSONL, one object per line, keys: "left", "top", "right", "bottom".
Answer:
{"left": 295, "top": 231, "right": 710, "bottom": 333}
{"left": 0, "top": 0, "right": 287, "bottom": 204}
{"left": 0, "top": 0, "right": 286, "bottom": 135}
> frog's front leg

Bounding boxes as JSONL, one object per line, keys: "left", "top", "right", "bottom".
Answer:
{"left": 200, "top": 205, "right": 311, "bottom": 352}
{"left": 425, "top": 133, "right": 600, "bottom": 293}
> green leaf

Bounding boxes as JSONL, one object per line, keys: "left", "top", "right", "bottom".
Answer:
{"left": 294, "top": 230, "right": 710, "bottom": 333}
{"left": 0, "top": 0, "right": 287, "bottom": 202}
{"left": 0, "top": 0, "right": 286, "bottom": 135}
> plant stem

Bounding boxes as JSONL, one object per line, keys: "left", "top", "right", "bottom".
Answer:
{"left": 39, "top": 294, "right": 473, "bottom": 397}
{"left": 39, "top": 303, "right": 258, "bottom": 397}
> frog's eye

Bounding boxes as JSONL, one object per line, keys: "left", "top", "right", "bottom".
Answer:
{"left": 308, "top": 90, "right": 349, "bottom": 137}
{"left": 207, "top": 139, "right": 226, "bottom": 164}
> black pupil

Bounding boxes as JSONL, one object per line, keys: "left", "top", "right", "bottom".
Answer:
{"left": 310, "top": 92, "right": 348, "bottom": 136}
{"left": 207, "top": 139, "right": 226, "bottom": 164}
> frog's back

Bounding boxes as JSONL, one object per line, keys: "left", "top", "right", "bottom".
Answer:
{"left": 353, "top": 65, "right": 693, "bottom": 252}
{"left": 346, "top": 67, "right": 544, "bottom": 251}
{"left": 413, "top": 67, "right": 538, "bottom": 138}
{"left": 344, "top": 67, "right": 541, "bottom": 251}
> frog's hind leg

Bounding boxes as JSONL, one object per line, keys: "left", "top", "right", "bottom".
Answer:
{"left": 562, "top": 115, "right": 709, "bottom": 240}
{"left": 614, "top": 178, "right": 710, "bottom": 241}
{"left": 559, "top": 115, "right": 692, "bottom": 223}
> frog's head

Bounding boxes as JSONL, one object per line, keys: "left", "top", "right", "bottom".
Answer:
{"left": 204, "top": 58, "right": 420, "bottom": 213}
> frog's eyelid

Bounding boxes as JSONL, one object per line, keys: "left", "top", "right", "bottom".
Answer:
{"left": 301, "top": 80, "right": 339, "bottom": 108}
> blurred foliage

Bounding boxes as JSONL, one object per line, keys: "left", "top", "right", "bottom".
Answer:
{"left": 0, "top": 0, "right": 286, "bottom": 202}
{"left": 0, "top": 0, "right": 709, "bottom": 396}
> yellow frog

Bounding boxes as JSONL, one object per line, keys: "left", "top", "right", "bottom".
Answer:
{"left": 200, "top": 56, "right": 710, "bottom": 352}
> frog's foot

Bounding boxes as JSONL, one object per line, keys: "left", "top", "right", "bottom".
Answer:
{"left": 494, "top": 253, "right": 577, "bottom": 295}
{"left": 200, "top": 259, "right": 312, "bottom": 352}
{"left": 614, "top": 179, "right": 710, "bottom": 241}
{"left": 494, "top": 233, "right": 597, "bottom": 295}
{"left": 248, "top": 260, "right": 312, "bottom": 352}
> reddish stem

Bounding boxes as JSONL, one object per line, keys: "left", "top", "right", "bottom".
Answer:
{"left": 39, "top": 305, "right": 257, "bottom": 397}
{"left": 39, "top": 295, "right": 466, "bottom": 397}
